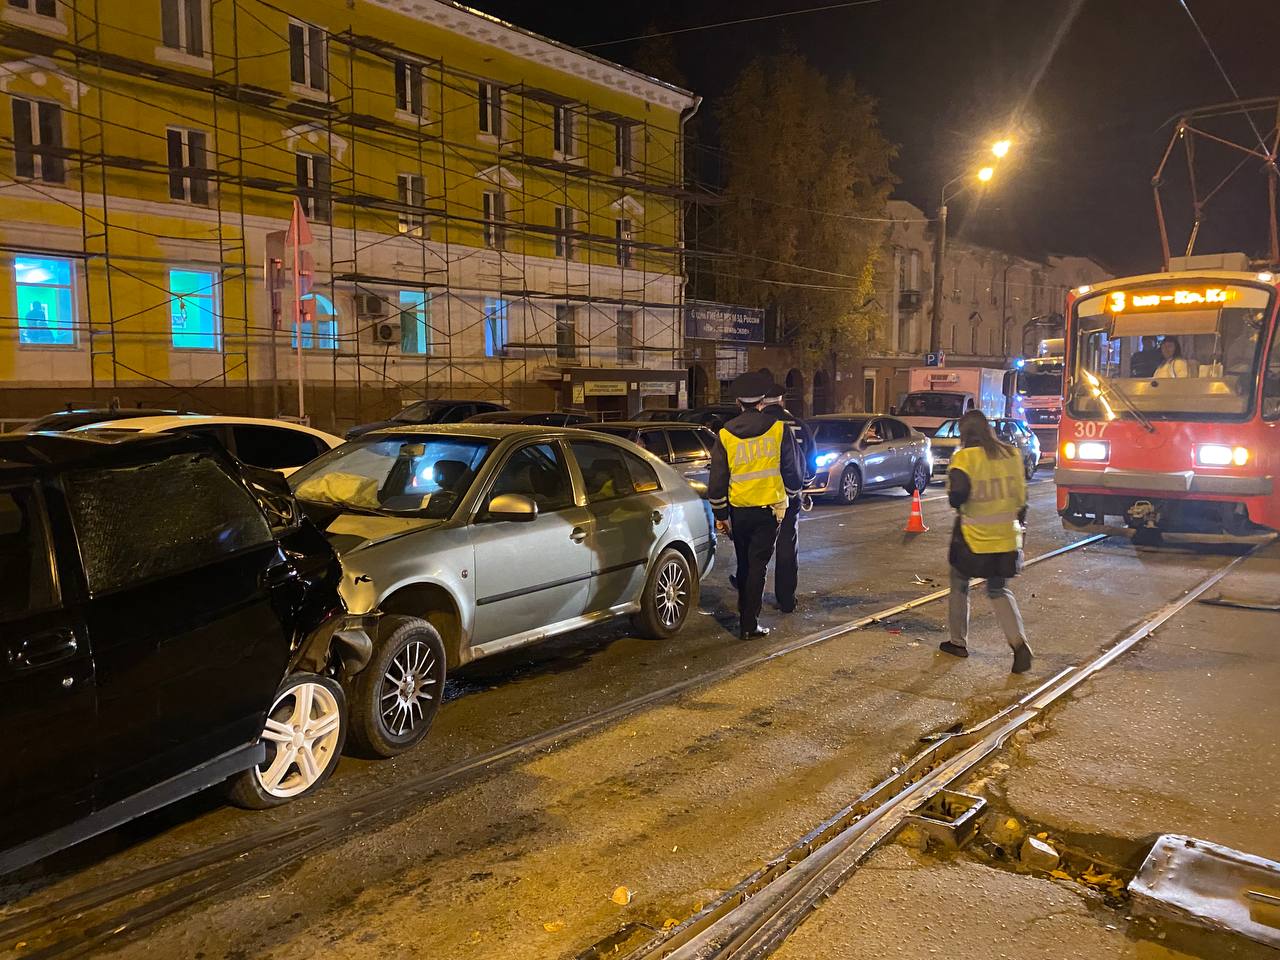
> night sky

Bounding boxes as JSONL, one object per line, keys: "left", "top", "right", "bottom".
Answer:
{"left": 476, "top": 0, "right": 1279, "bottom": 274}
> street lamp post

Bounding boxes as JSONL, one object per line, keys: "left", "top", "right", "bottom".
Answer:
{"left": 928, "top": 142, "right": 1012, "bottom": 355}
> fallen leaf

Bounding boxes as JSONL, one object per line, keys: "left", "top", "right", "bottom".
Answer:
{"left": 611, "top": 886, "right": 634, "bottom": 905}
{"left": 543, "top": 920, "right": 566, "bottom": 933}
{"left": 663, "top": 918, "right": 680, "bottom": 930}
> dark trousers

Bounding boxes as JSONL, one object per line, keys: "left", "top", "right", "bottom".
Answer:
{"left": 774, "top": 498, "right": 800, "bottom": 611}
{"left": 732, "top": 505, "right": 780, "bottom": 634}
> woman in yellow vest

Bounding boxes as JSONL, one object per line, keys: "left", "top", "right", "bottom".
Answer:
{"left": 940, "top": 411, "right": 1034, "bottom": 673}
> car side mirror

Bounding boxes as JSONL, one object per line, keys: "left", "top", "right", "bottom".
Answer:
{"left": 488, "top": 493, "right": 539, "bottom": 522}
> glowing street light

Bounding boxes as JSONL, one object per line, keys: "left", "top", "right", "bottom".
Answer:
{"left": 977, "top": 166, "right": 995, "bottom": 182}
{"left": 992, "top": 138, "right": 1012, "bottom": 159}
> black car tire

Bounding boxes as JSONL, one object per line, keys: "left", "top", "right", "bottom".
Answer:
{"left": 347, "top": 616, "right": 446, "bottom": 759}
{"left": 634, "top": 547, "right": 698, "bottom": 640}
{"left": 1025, "top": 457, "right": 1037, "bottom": 480}
{"left": 836, "top": 465, "right": 862, "bottom": 504}
{"left": 228, "top": 673, "right": 347, "bottom": 810}
{"left": 905, "top": 460, "right": 930, "bottom": 494}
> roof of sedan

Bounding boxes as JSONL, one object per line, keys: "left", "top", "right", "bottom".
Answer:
{"left": 361, "top": 423, "right": 590, "bottom": 441}
{"left": 0, "top": 429, "right": 219, "bottom": 472}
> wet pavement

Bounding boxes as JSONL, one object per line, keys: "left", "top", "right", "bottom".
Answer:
{"left": 1, "top": 478, "right": 1274, "bottom": 960}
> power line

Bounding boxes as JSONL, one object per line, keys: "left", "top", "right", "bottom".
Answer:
{"left": 580, "top": 0, "right": 889, "bottom": 49}
{"left": 1176, "top": 0, "right": 1271, "bottom": 156}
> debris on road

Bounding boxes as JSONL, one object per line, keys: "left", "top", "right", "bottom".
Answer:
{"left": 1020, "top": 836, "right": 1060, "bottom": 871}
{"left": 611, "top": 886, "right": 634, "bottom": 905}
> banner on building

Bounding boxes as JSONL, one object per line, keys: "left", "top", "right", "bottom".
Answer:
{"left": 584, "top": 381, "right": 628, "bottom": 396}
{"left": 684, "top": 301, "right": 765, "bottom": 343}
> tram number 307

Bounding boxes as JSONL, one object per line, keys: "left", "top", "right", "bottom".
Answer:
{"left": 1073, "top": 421, "right": 1109, "bottom": 438}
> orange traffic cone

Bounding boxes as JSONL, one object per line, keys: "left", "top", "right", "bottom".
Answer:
{"left": 904, "top": 489, "right": 929, "bottom": 533}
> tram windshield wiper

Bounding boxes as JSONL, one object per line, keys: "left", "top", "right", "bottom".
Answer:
{"left": 1081, "top": 370, "right": 1156, "bottom": 434}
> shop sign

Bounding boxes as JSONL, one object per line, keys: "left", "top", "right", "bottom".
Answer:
{"left": 584, "top": 381, "right": 628, "bottom": 397}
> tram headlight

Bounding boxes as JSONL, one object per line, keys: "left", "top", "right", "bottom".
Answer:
{"left": 1062, "top": 440, "right": 1108, "bottom": 462}
{"left": 1195, "top": 444, "right": 1249, "bottom": 467}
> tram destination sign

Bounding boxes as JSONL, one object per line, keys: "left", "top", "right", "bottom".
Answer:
{"left": 1107, "top": 286, "right": 1236, "bottom": 313}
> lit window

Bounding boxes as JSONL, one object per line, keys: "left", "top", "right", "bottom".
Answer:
{"left": 15, "top": 255, "right": 75, "bottom": 346}
{"left": 295, "top": 152, "right": 330, "bottom": 222}
{"left": 555, "top": 205, "right": 575, "bottom": 259}
{"left": 288, "top": 19, "right": 326, "bottom": 92}
{"left": 617, "top": 309, "right": 635, "bottom": 363}
{"left": 160, "top": 0, "right": 204, "bottom": 56}
{"left": 483, "top": 297, "right": 508, "bottom": 357}
{"left": 482, "top": 190, "right": 505, "bottom": 249}
{"left": 9, "top": 0, "right": 56, "bottom": 15}
{"left": 11, "top": 98, "right": 64, "bottom": 183}
{"left": 394, "top": 59, "right": 423, "bottom": 117}
{"left": 615, "top": 218, "right": 632, "bottom": 267}
{"left": 397, "top": 173, "right": 425, "bottom": 236}
{"left": 169, "top": 267, "right": 220, "bottom": 350}
{"left": 293, "top": 292, "right": 338, "bottom": 350}
{"left": 477, "top": 81, "right": 502, "bottom": 137}
{"left": 399, "top": 290, "right": 430, "bottom": 355}
{"left": 167, "top": 128, "right": 209, "bottom": 204}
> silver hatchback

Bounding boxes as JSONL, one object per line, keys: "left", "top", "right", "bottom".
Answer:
{"left": 288, "top": 425, "right": 715, "bottom": 758}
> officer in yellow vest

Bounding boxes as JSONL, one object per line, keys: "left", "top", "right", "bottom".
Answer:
{"left": 708, "top": 372, "right": 803, "bottom": 640}
{"left": 940, "top": 410, "right": 1034, "bottom": 673}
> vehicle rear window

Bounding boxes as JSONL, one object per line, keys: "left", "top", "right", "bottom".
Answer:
{"left": 231, "top": 424, "right": 325, "bottom": 470}
{"left": 66, "top": 453, "right": 272, "bottom": 595}
{"left": 0, "top": 487, "right": 56, "bottom": 619}
{"left": 933, "top": 420, "right": 960, "bottom": 438}
{"left": 667, "top": 428, "right": 708, "bottom": 460}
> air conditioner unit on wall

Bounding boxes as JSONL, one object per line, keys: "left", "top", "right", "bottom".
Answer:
{"left": 355, "top": 292, "right": 388, "bottom": 318}
{"left": 371, "top": 320, "right": 401, "bottom": 345}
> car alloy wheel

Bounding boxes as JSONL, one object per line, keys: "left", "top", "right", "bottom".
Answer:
{"left": 910, "top": 461, "right": 929, "bottom": 493}
{"left": 839, "top": 466, "right": 861, "bottom": 504}
{"left": 655, "top": 556, "right": 689, "bottom": 630}
{"left": 255, "top": 679, "right": 344, "bottom": 799}
{"left": 380, "top": 639, "right": 439, "bottom": 739}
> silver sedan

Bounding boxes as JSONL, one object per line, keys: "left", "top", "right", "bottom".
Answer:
{"left": 288, "top": 425, "right": 715, "bottom": 758}
{"left": 805, "top": 415, "right": 933, "bottom": 504}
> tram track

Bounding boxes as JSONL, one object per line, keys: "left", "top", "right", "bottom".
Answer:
{"left": 0, "top": 533, "right": 1106, "bottom": 959}
{"left": 616, "top": 545, "right": 1256, "bottom": 960}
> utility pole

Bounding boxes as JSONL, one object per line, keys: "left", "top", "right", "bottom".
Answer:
{"left": 929, "top": 202, "right": 947, "bottom": 354}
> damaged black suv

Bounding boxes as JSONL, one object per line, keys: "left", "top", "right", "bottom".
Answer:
{"left": 0, "top": 432, "right": 374, "bottom": 874}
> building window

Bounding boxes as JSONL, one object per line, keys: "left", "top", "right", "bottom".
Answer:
{"left": 160, "top": 0, "right": 203, "bottom": 56}
{"left": 970, "top": 323, "right": 979, "bottom": 354}
{"left": 15, "top": 255, "right": 75, "bottom": 346}
{"left": 8, "top": 0, "right": 56, "bottom": 15}
{"left": 555, "top": 205, "right": 575, "bottom": 259}
{"left": 169, "top": 267, "right": 219, "bottom": 350}
{"left": 555, "top": 304, "right": 577, "bottom": 360}
{"left": 477, "top": 81, "right": 501, "bottom": 137}
{"left": 11, "top": 98, "right": 63, "bottom": 183}
{"left": 397, "top": 172, "right": 425, "bottom": 236}
{"left": 553, "top": 103, "right": 576, "bottom": 156}
{"left": 166, "top": 128, "right": 208, "bottom": 204}
{"left": 614, "top": 120, "right": 634, "bottom": 172}
{"left": 295, "top": 152, "right": 330, "bottom": 223}
{"left": 394, "top": 59, "right": 423, "bottom": 117}
{"left": 617, "top": 309, "right": 635, "bottom": 363}
{"left": 293, "top": 292, "right": 338, "bottom": 349}
{"left": 615, "top": 218, "right": 632, "bottom": 267}
{"left": 399, "top": 290, "right": 430, "bottom": 355}
{"left": 288, "top": 19, "right": 326, "bottom": 92}
{"left": 908, "top": 250, "right": 921, "bottom": 291}
{"left": 483, "top": 296, "right": 508, "bottom": 357}
{"left": 482, "top": 190, "right": 505, "bottom": 250}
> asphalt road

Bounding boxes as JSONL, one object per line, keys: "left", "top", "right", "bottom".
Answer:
{"left": 2, "top": 476, "right": 1269, "bottom": 960}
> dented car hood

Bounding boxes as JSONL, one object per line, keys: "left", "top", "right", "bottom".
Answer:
{"left": 320, "top": 513, "right": 443, "bottom": 555}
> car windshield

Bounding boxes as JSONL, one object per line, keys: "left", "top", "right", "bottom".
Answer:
{"left": 289, "top": 435, "right": 494, "bottom": 516}
{"left": 391, "top": 401, "right": 448, "bottom": 423}
{"left": 1015, "top": 362, "right": 1063, "bottom": 397}
{"left": 810, "top": 419, "right": 869, "bottom": 446}
{"left": 898, "top": 393, "right": 965, "bottom": 418}
{"left": 1070, "top": 283, "right": 1274, "bottom": 421}
{"left": 933, "top": 419, "right": 960, "bottom": 439}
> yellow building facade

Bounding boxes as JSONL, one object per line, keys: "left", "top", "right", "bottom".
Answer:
{"left": 0, "top": 0, "right": 699, "bottom": 430}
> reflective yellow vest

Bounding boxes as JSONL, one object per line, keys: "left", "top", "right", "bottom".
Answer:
{"left": 720, "top": 421, "right": 787, "bottom": 508}
{"left": 949, "top": 446, "right": 1025, "bottom": 554}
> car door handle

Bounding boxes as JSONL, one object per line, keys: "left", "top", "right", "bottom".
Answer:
{"left": 9, "top": 630, "right": 78, "bottom": 670}
{"left": 569, "top": 527, "right": 588, "bottom": 544}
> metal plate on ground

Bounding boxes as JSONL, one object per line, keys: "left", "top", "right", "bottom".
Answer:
{"left": 1130, "top": 834, "right": 1280, "bottom": 949}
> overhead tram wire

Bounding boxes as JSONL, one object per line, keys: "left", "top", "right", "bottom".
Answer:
{"left": 580, "top": 0, "right": 890, "bottom": 48}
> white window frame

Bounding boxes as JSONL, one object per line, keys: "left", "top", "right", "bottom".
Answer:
{"left": 482, "top": 190, "right": 505, "bottom": 250}
{"left": 555, "top": 303, "right": 577, "bottom": 360}
{"left": 159, "top": 0, "right": 206, "bottom": 58}
{"left": 166, "top": 127, "right": 209, "bottom": 205}
{"left": 614, "top": 120, "right": 635, "bottom": 173}
{"left": 14, "top": 254, "right": 78, "bottom": 348}
{"left": 398, "top": 289, "right": 431, "bottom": 356}
{"left": 397, "top": 172, "right": 426, "bottom": 237}
{"left": 616, "top": 309, "right": 636, "bottom": 364}
{"left": 555, "top": 205, "right": 575, "bottom": 259}
{"left": 11, "top": 97, "right": 64, "bottom": 184}
{"left": 295, "top": 152, "right": 330, "bottom": 223}
{"left": 394, "top": 59, "right": 424, "bottom": 119}
{"left": 484, "top": 296, "right": 508, "bottom": 358}
{"left": 168, "top": 265, "right": 222, "bottom": 352}
{"left": 553, "top": 103, "right": 577, "bottom": 158}
{"left": 2, "top": 0, "right": 66, "bottom": 35}
{"left": 477, "top": 81, "right": 502, "bottom": 139}
{"left": 288, "top": 18, "right": 327, "bottom": 94}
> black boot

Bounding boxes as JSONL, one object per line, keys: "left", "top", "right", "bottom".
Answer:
{"left": 1011, "top": 641, "right": 1034, "bottom": 674}
{"left": 741, "top": 625, "right": 771, "bottom": 641}
{"left": 939, "top": 641, "right": 969, "bottom": 658}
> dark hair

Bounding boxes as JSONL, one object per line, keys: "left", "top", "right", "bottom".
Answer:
{"left": 1161, "top": 336, "right": 1183, "bottom": 357}
{"left": 958, "top": 410, "right": 1015, "bottom": 460}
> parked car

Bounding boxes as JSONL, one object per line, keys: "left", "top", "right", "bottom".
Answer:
{"left": 73, "top": 415, "right": 342, "bottom": 476}
{"left": 929, "top": 417, "right": 1041, "bottom": 481}
{"left": 588, "top": 421, "right": 718, "bottom": 489}
{"left": 0, "top": 432, "right": 374, "bottom": 875}
{"left": 14, "top": 407, "right": 184, "bottom": 433}
{"left": 671, "top": 405, "right": 741, "bottom": 432}
{"left": 805, "top": 414, "right": 932, "bottom": 503}
{"left": 465, "top": 410, "right": 593, "bottom": 427}
{"left": 346, "top": 400, "right": 507, "bottom": 439}
{"left": 288, "top": 425, "right": 716, "bottom": 757}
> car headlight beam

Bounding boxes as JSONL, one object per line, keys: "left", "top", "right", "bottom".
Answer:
{"left": 814, "top": 451, "right": 839, "bottom": 469}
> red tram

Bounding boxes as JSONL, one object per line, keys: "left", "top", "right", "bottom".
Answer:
{"left": 1056, "top": 264, "right": 1279, "bottom": 544}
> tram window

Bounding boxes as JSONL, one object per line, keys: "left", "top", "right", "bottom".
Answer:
{"left": 1264, "top": 322, "right": 1280, "bottom": 420}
